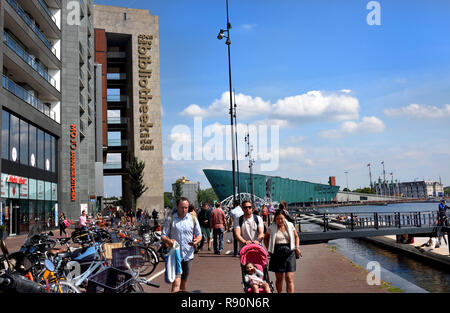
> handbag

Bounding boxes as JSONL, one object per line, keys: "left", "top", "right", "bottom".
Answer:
{"left": 63, "top": 219, "right": 69, "bottom": 227}
{"left": 226, "top": 231, "right": 232, "bottom": 244}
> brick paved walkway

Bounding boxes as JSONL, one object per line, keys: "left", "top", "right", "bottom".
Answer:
{"left": 2, "top": 231, "right": 389, "bottom": 293}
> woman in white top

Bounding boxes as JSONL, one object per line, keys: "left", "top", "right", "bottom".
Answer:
{"left": 263, "top": 209, "right": 301, "bottom": 293}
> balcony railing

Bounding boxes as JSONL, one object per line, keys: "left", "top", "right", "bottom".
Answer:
{"left": 107, "top": 52, "right": 126, "bottom": 58}
{"left": 3, "top": 32, "right": 57, "bottom": 88}
{"left": 107, "top": 95, "right": 128, "bottom": 102}
{"left": 7, "top": 0, "right": 57, "bottom": 56}
{"left": 2, "top": 75, "right": 58, "bottom": 122}
{"left": 103, "top": 162, "right": 122, "bottom": 170}
{"left": 107, "top": 73, "right": 127, "bottom": 80}
{"left": 107, "top": 117, "right": 128, "bottom": 124}
{"left": 38, "top": 0, "right": 57, "bottom": 25}
{"left": 107, "top": 139, "right": 128, "bottom": 147}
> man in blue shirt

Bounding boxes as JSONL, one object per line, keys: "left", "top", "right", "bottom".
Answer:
{"left": 438, "top": 200, "right": 448, "bottom": 226}
{"left": 162, "top": 197, "right": 202, "bottom": 293}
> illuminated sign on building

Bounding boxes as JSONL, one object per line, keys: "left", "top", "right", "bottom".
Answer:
{"left": 70, "top": 124, "right": 77, "bottom": 201}
{"left": 138, "top": 34, "right": 155, "bottom": 151}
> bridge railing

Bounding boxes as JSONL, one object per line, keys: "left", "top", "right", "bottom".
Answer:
{"left": 293, "top": 210, "right": 440, "bottom": 233}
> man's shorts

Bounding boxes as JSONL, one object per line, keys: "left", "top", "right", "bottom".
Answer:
{"left": 201, "top": 226, "right": 211, "bottom": 238}
{"left": 176, "top": 259, "right": 193, "bottom": 281}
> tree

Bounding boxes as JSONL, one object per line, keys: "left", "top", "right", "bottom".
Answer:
{"left": 174, "top": 180, "right": 183, "bottom": 200}
{"left": 353, "top": 187, "right": 376, "bottom": 194}
{"left": 342, "top": 188, "right": 351, "bottom": 192}
{"left": 126, "top": 156, "right": 149, "bottom": 211}
{"left": 198, "top": 188, "right": 219, "bottom": 206}
{"left": 164, "top": 192, "right": 173, "bottom": 208}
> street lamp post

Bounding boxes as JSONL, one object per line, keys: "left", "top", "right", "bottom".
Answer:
{"left": 218, "top": 0, "right": 237, "bottom": 204}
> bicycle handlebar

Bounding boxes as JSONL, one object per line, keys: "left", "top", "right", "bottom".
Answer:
{"left": 143, "top": 280, "right": 160, "bottom": 288}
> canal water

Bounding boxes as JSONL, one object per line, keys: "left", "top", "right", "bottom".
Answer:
{"left": 307, "top": 202, "right": 450, "bottom": 293}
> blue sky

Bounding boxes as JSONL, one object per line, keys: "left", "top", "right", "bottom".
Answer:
{"left": 96, "top": 0, "right": 450, "bottom": 195}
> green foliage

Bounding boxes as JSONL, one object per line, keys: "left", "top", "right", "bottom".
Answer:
{"left": 352, "top": 187, "right": 376, "bottom": 194}
{"left": 126, "top": 156, "right": 149, "bottom": 208}
{"left": 0, "top": 224, "right": 5, "bottom": 232}
{"left": 444, "top": 187, "right": 450, "bottom": 195}
{"left": 342, "top": 188, "right": 350, "bottom": 192}
{"left": 164, "top": 192, "right": 173, "bottom": 208}
{"left": 198, "top": 188, "right": 219, "bottom": 206}
{"left": 174, "top": 181, "right": 183, "bottom": 200}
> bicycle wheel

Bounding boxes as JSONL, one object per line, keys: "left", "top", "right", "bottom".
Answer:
{"left": 135, "top": 246, "right": 158, "bottom": 277}
{"left": 57, "top": 281, "right": 81, "bottom": 293}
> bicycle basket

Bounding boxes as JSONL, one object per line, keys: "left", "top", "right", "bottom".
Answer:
{"left": 111, "top": 246, "right": 143, "bottom": 271}
{"left": 87, "top": 267, "right": 133, "bottom": 293}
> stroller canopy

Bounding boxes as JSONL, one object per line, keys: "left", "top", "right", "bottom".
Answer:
{"left": 240, "top": 243, "right": 268, "bottom": 267}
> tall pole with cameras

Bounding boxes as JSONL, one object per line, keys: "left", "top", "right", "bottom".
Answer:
{"left": 217, "top": 0, "right": 236, "bottom": 204}
{"left": 234, "top": 90, "right": 241, "bottom": 202}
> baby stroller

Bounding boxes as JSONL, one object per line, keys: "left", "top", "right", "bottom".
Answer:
{"left": 240, "top": 243, "right": 274, "bottom": 293}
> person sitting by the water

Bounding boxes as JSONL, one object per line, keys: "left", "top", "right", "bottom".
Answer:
{"left": 415, "top": 237, "right": 440, "bottom": 252}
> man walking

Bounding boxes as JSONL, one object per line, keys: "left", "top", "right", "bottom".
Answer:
{"left": 161, "top": 197, "right": 202, "bottom": 293}
{"left": 210, "top": 202, "right": 227, "bottom": 255}
{"left": 198, "top": 203, "right": 212, "bottom": 251}
{"left": 235, "top": 200, "right": 265, "bottom": 250}
{"left": 228, "top": 200, "right": 243, "bottom": 257}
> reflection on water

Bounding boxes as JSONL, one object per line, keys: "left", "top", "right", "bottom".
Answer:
{"left": 303, "top": 222, "right": 450, "bottom": 293}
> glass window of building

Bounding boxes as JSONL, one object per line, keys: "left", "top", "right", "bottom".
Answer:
{"left": 2, "top": 110, "right": 9, "bottom": 160}
{"left": 29, "top": 125, "right": 36, "bottom": 167}
{"left": 51, "top": 136, "right": 55, "bottom": 172}
{"left": 37, "top": 129, "right": 44, "bottom": 169}
{"left": 45, "top": 133, "right": 50, "bottom": 171}
{"left": 20, "top": 120, "right": 29, "bottom": 166}
{"left": 10, "top": 114, "right": 19, "bottom": 163}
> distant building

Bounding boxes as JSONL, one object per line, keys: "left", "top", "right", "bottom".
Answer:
{"left": 172, "top": 176, "right": 199, "bottom": 208}
{"left": 376, "top": 179, "right": 444, "bottom": 198}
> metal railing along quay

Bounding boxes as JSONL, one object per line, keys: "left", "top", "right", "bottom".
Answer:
{"left": 2, "top": 75, "right": 58, "bottom": 122}
{"left": 294, "top": 210, "right": 448, "bottom": 252}
{"left": 6, "top": 0, "right": 57, "bottom": 56}
{"left": 3, "top": 32, "right": 57, "bottom": 88}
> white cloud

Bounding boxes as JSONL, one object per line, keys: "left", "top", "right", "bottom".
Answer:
{"left": 318, "top": 116, "right": 385, "bottom": 139}
{"left": 181, "top": 90, "right": 359, "bottom": 125}
{"left": 384, "top": 103, "right": 450, "bottom": 119}
{"left": 272, "top": 90, "right": 359, "bottom": 122}
{"left": 181, "top": 92, "right": 271, "bottom": 119}
{"left": 241, "top": 24, "right": 257, "bottom": 31}
{"left": 169, "top": 131, "right": 191, "bottom": 143}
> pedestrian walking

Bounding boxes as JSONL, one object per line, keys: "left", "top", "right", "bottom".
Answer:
{"left": 228, "top": 200, "right": 243, "bottom": 256}
{"left": 235, "top": 200, "right": 265, "bottom": 250}
{"left": 161, "top": 197, "right": 202, "bottom": 293}
{"left": 59, "top": 212, "right": 68, "bottom": 237}
{"left": 198, "top": 203, "right": 212, "bottom": 251}
{"left": 79, "top": 210, "right": 89, "bottom": 231}
{"left": 210, "top": 202, "right": 227, "bottom": 255}
{"left": 263, "top": 209, "right": 301, "bottom": 293}
{"left": 268, "top": 203, "right": 275, "bottom": 225}
{"left": 152, "top": 209, "right": 159, "bottom": 227}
